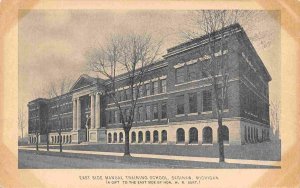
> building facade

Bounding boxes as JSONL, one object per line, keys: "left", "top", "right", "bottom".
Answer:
{"left": 28, "top": 24, "right": 271, "bottom": 146}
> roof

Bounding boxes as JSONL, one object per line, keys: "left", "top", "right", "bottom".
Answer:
{"left": 164, "top": 23, "right": 271, "bottom": 81}
{"left": 166, "top": 23, "right": 243, "bottom": 55}
{"left": 69, "top": 74, "right": 105, "bottom": 92}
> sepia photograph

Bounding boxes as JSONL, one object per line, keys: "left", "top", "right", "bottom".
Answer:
{"left": 18, "top": 9, "right": 281, "bottom": 169}
{"left": 0, "top": 0, "right": 299, "bottom": 187}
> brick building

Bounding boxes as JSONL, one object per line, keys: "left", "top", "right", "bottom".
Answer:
{"left": 28, "top": 24, "right": 271, "bottom": 146}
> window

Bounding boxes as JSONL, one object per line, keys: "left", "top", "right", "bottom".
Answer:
{"left": 161, "top": 102, "right": 167, "bottom": 119}
{"left": 161, "top": 79, "right": 166, "bottom": 93}
{"left": 131, "top": 132, "right": 136, "bottom": 143}
{"left": 187, "top": 63, "right": 198, "bottom": 81}
{"left": 108, "top": 111, "right": 112, "bottom": 124}
{"left": 145, "top": 131, "right": 150, "bottom": 143}
{"left": 108, "top": 133, "right": 112, "bottom": 143}
{"left": 120, "top": 90, "right": 126, "bottom": 101}
{"left": 125, "top": 109, "right": 130, "bottom": 122}
{"left": 189, "top": 127, "right": 198, "bottom": 144}
{"left": 145, "top": 105, "right": 151, "bottom": 120}
{"left": 138, "top": 85, "right": 143, "bottom": 97}
{"left": 203, "top": 127, "right": 213, "bottom": 144}
{"left": 201, "top": 61, "right": 209, "bottom": 78}
{"left": 218, "top": 88, "right": 229, "bottom": 110}
{"left": 153, "top": 104, "right": 158, "bottom": 120}
{"left": 118, "top": 111, "right": 122, "bottom": 123}
{"left": 153, "top": 131, "right": 159, "bottom": 143}
{"left": 137, "top": 106, "right": 143, "bottom": 122}
{"left": 119, "top": 132, "right": 123, "bottom": 143}
{"left": 132, "top": 87, "right": 137, "bottom": 99}
{"left": 203, "top": 90, "right": 212, "bottom": 112}
{"left": 113, "top": 133, "right": 117, "bottom": 143}
{"left": 145, "top": 83, "right": 150, "bottom": 96}
{"left": 175, "top": 67, "right": 185, "bottom": 84}
{"left": 114, "top": 111, "right": 118, "bottom": 123}
{"left": 138, "top": 131, "right": 143, "bottom": 143}
{"left": 152, "top": 81, "right": 159, "bottom": 95}
{"left": 176, "top": 128, "right": 185, "bottom": 143}
{"left": 161, "top": 130, "right": 167, "bottom": 143}
{"left": 176, "top": 95, "right": 185, "bottom": 115}
{"left": 189, "top": 93, "right": 198, "bottom": 113}
{"left": 125, "top": 89, "right": 131, "bottom": 100}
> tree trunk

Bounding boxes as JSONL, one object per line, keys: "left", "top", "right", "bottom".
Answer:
{"left": 59, "top": 133, "right": 62, "bottom": 152}
{"left": 35, "top": 132, "right": 39, "bottom": 152}
{"left": 218, "top": 118, "right": 225, "bottom": 162}
{"left": 21, "top": 128, "right": 23, "bottom": 139}
{"left": 124, "top": 128, "right": 130, "bottom": 156}
{"left": 46, "top": 133, "right": 49, "bottom": 151}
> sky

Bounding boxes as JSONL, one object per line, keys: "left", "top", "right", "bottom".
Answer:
{"left": 18, "top": 10, "right": 280, "bottom": 137}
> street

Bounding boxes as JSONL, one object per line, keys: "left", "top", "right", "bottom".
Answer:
{"left": 18, "top": 149, "right": 279, "bottom": 169}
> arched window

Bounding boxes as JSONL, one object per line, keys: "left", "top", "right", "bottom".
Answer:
{"left": 113, "top": 133, "right": 117, "bottom": 143}
{"left": 189, "top": 127, "right": 198, "bottom": 144}
{"left": 202, "top": 127, "right": 213, "bottom": 144}
{"left": 131, "top": 132, "right": 136, "bottom": 143}
{"left": 153, "top": 131, "right": 159, "bottom": 143}
{"left": 218, "top": 125, "right": 229, "bottom": 144}
{"left": 138, "top": 131, "right": 143, "bottom": 143}
{"left": 63, "top": 135, "right": 65, "bottom": 143}
{"left": 69, "top": 135, "right": 72, "bottom": 143}
{"left": 161, "top": 130, "right": 167, "bottom": 143}
{"left": 66, "top": 135, "right": 69, "bottom": 143}
{"left": 119, "top": 132, "right": 123, "bottom": 143}
{"left": 176, "top": 128, "right": 185, "bottom": 143}
{"left": 108, "top": 133, "right": 112, "bottom": 143}
{"left": 145, "top": 131, "right": 150, "bottom": 143}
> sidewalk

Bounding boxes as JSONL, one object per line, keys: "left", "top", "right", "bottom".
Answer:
{"left": 19, "top": 146, "right": 280, "bottom": 167}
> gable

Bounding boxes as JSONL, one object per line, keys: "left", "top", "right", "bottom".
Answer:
{"left": 70, "top": 76, "right": 95, "bottom": 91}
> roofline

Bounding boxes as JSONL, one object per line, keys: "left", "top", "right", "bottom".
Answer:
{"left": 103, "top": 59, "right": 167, "bottom": 85}
{"left": 165, "top": 23, "right": 242, "bottom": 57}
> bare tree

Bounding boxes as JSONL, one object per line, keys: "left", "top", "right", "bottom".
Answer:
{"left": 182, "top": 10, "right": 261, "bottom": 162}
{"left": 18, "top": 106, "right": 25, "bottom": 139}
{"left": 33, "top": 119, "right": 40, "bottom": 152}
{"left": 270, "top": 100, "right": 280, "bottom": 140}
{"left": 46, "top": 77, "right": 73, "bottom": 152}
{"left": 86, "top": 33, "right": 162, "bottom": 156}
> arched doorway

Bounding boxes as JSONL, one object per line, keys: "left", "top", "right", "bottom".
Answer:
{"left": 218, "top": 125, "right": 229, "bottom": 144}
{"left": 176, "top": 128, "right": 185, "bottom": 143}
{"left": 161, "top": 130, "right": 167, "bottom": 143}
{"left": 202, "top": 127, "right": 213, "bottom": 144}
{"left": 189, "top": 127, "right": 198, "bottom": 144}
{"left": 138, "top": 131, "right": 143, "bottom": 143}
